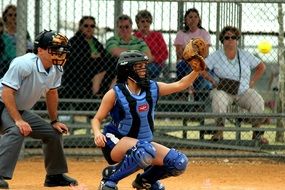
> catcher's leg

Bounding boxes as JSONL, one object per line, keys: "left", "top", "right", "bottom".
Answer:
{"left": 99, "top": 141, "right": 156, "bottom": 190}
{"left": 132, "top": 148, "right": 188, "bottom": 190}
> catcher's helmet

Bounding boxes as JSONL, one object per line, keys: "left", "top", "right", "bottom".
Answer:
{"left": 33, "top": 29, "right": 70, "bottom": 66}
{"left": 116, "top": 50, "right": 149, "bottom": 89}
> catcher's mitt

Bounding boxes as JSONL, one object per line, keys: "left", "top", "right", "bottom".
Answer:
{"left": 182, "top": 38, "right": 207, "bottom": 71}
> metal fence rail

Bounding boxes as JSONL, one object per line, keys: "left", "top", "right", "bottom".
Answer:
{"left": 0, "top": 0, "right": 284, "bottom": 160}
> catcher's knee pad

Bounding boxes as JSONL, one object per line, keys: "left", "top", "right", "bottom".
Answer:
{"left": 107, "top": 141, "right": 156, "bottom": 183}
{"left": 163, "top": 148, "right": 188, "bottom": 176}
{"left": 133, "top": 140, "right": 156, "bottom": 168}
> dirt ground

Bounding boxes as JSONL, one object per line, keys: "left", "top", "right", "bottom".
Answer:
{"left": 6, "top": 156, "right": 285, "bottom": 190}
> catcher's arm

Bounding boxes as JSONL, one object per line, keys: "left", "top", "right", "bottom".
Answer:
{"left": 92, "top": 89, "right": 116, "bottom": 147}
{"left": 158, "top": 71, "right": 199, "bottom": 96}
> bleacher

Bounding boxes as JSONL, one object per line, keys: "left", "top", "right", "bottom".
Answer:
{"left": 28, "top": 96, "right": 285, "bottom": 154}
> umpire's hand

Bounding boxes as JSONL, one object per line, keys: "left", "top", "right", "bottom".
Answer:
{"left": 51, "top": 121, "right": 68, "bottom": 134}
{"left": 16, "top": 120, "right": 32, "bottom": 136}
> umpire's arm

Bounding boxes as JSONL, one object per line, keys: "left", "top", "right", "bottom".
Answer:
{"left": 45, "top": 88, "right": 59, "bottom": 122}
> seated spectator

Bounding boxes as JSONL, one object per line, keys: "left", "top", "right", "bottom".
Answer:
{"left": 105, "top": 14, "right": 153, "bottom": 88}
{"left": 134, "top": 10, "right": 168, "bottom": 79}
{"left": 61, "top": 16, "right": 113, "bottom": 98}
{"left": 1, "top": 4, "right": 33, "bottom": 63}
{"left": 174, "top": 8, "right": 212, "bottom": 108}
{"left": 201, "top": 26, "right": 268, "bottom": 144}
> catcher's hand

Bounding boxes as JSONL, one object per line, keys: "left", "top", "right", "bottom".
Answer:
{"left": 182, "top": 37, "right": 207, "bottom": 71}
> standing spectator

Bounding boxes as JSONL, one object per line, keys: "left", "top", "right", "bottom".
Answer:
{"left": 0, "top": 17, "right": 9, "bottom": 77}
{"left": 92, "top": 50, "right": 201, "bottom": 190}
{"left": 62, "top": 16, "right": 112, "bottom": 98}
{"left": 0, "top": 30, "right": 77, "bottom": 189}
{"left": 174, "top": 8, "right": 212, "bottom": 111}
{"left": 134, "top": 10, "right": 168, "bottom": 79}
{"left": 201, "top": 26, "right": 268, "bottom": 144}
{"left": 1, "top": 4, "right": 33, "bottom": 62}
{"left": 105, "top": 14, "right": 153, "bottom": 89}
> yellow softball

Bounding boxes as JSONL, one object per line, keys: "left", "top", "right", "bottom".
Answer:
{"left": 257, "top": 40, "right": 272, "bottom": 54}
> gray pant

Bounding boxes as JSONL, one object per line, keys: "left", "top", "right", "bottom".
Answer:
{"left": 0, "top": 108, "right": 68, "bottom": 179}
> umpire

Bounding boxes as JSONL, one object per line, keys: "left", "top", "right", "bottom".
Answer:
{"left": 0, "top": 30, "right": 77, "bottom": 189}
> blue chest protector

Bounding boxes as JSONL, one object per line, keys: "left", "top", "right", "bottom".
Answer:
{"left": 105, "top": 80, "right": 159, "bottom": 142}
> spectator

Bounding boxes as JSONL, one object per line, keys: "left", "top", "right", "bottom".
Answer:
{"left": 105, "top": 14, "right": 153, "bottom": 89}
{"left": 174, "top": 8, "right": 212, "bottom": 109}
{"left": 0, "top": 17, "right": 9, "bottom": 77}
{"left": 1, "top": 4, "right": 33, "bottom": 62}
{"left": 62, "top": 16, "right": 112, "bottom": 98}
{"left": 92, "top": 50, "right": 198, "bottom": 190}
{"left": 134, "top": 10, "right": 168, "bottom": 79}
{"left": 0, "top": 30, "right": 77, "bottom": 189}
{"left": 201, "top": 26, "right": 268, "bottom": 144}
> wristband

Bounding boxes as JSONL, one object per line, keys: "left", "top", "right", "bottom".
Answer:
{"left": 50, "top": 119, "right": 58, "bottom": 125}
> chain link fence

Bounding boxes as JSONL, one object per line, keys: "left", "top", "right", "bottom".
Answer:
{"left": 0, "top": 0, "right": 285, "bottom": 159}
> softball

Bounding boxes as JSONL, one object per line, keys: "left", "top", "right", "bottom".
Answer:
{"left": 257, "top": 40, "right": 272, "bottom": 54}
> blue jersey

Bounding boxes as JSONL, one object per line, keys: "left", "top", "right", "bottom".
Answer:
{"left": 103, "top": 80, "right": 159, "bottom": 142}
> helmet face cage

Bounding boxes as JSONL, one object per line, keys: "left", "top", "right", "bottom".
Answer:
{"left": 129, "top": 61, "right": 148, "bottom": 82}
{"left": 116, "top": 50, "right": 149, "bottom": 85}
{"left": 47, "top": 33, "right": 70, "bottom": 66}
{"left": 34, "top": 30, "right": 70, "bottom": 67}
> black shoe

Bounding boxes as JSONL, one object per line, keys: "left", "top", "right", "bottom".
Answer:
{"left": 0, "top": 177, "right": 9, "bottom": 189}
{"left": 44, "top": 174, "right": 78, "bottom": 187}
{"left": 132, "top": 174, "right": 165, "bottom": 190}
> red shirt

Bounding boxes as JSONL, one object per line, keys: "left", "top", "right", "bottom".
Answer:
{"left": 134, "top": 31, "right": 168, "bottom": 66}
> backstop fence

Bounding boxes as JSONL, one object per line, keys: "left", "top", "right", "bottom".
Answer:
{"left": 0, "top": 0, "right": 285, "bottom": 159}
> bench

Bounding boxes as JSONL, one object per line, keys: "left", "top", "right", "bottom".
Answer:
{"left": 32, "top": 97, "right": 208, "bottom": 136}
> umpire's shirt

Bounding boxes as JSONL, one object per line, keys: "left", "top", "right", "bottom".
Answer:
{"left": 0, "top": 53, "right": 62, "bottom": 110}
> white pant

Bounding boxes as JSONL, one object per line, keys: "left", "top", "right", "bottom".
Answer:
{"left": 210, "top": 88, "right": 264, "bottom": 126}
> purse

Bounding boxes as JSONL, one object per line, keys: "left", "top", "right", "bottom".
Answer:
{"left": 217, "top": 51, "right": 241, "bottom": 95}
{"left": 217, "top": 78, "right": 240, "bottom": 95}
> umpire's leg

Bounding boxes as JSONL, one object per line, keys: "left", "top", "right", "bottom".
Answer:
{"left": 0, "top": 108, "right": 25, "bottom": 179}
{"left": 22, "top": 111, "right": 68, "bottom": 175}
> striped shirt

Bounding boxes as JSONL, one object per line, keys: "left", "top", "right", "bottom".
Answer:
{"left": 106, "top": 35, "right": 149, "bottom": 54}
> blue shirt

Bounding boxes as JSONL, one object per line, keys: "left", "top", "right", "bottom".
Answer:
{"left": 205, "top": 49, "right": 261, "bottom": 94}
{"left": 0, "top": 53, "right": 63, "bottom": 110}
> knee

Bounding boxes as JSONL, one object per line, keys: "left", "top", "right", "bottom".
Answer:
{"left": 4, "top": 126, "right": 24, "bottom": 143}
{"left": 163, "top": 148, "right": 188, "bottom": 176}
{"left": 211, "top": 90, "right": 229, "bottom": 112}
{"left": 133, "top": 141, "right": 156, "bottom": 168}
{"left": 42, "top": 130, "right": 62, "bottom": 144}
{"left": 250, "top": 95, "right": 264, "bottom": 113}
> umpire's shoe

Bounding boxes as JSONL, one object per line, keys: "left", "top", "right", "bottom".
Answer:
{"left": 44, "top": 174, "right": 78, "bottom": 187}
{"left": 0, "top": 176, "right": 9, "bottom": 189}
{"left": 132, "top": 174, "right": 165, "bottom": 190}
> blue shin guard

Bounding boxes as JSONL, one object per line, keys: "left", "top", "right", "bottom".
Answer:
{"left": 139, "top": 148, "right": 188, "bottom": 183}
{"left": 105, "top": 141, "right": 156, "bottom": 183}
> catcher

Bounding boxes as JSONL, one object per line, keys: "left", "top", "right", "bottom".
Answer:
{"left": 92, "top": 44, "right": 206, "bottom": 190}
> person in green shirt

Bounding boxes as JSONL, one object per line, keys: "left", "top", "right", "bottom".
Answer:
{"left": 105, "top": 14, "right": 153, "bottom": 89}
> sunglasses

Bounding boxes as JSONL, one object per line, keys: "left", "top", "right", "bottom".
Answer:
{"left": 8, "top": 13, "right": 16, "bottom": 17}
{"left": 224, "top": 36, "right": 238, "bottom": 40}
{"left": 118, "top": 25, "right": 130, "bottom": 29}
{"left": 140, "top": 19, "right": 151, "bottom": 24}
{"left": 83, "top": 24, "right": 95, "bottom": 28}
